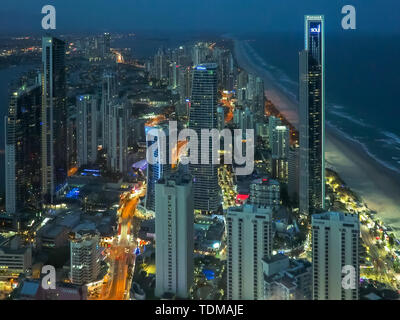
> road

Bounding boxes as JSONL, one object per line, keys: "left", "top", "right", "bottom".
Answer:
{"left": 96, "top": 185, "right": 146, "bottom": 300}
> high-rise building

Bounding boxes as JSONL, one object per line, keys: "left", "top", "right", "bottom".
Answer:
{"left": 101, "top": 71, "right": 117, "bottom": 150}
{"left": 107, "top": 99, "right": 127, "bottom": 173}
{"left": 168, "top": 62, "right": 179, "bottom": 89}
{"left": 312, "top": 212, "right": 360, "bottom": 300}
{"left": 188, "top": 63, "right": 220, "bottom": 213}
{"left": 299, "top": 15, "right": 325, "bottom": 214}
{"left": 66, "top": 105, "right": 77, "bottom": 171}
{"left": 249, "top": 178, "right": 280, "bottom": 210}
{"left": 41, "top": 36, "right": 67, "bottom": 203}
{"left": 76, "top": 95, "right": 98, "bottom": 167}
{"left": 70, "top": 229, "right": 101, "bottom": 286}
{"left": 254, "top": 76, "right": 265, "bottom": 118}
{"left": 102, "top": 32, "right": 111, "bottom": 59}
{"left": 154, "top": 48, "right": 168, "bottom": 80}
{"left": 267, "top": 116, "right": 281, "bottom": 149}
{"left": 288, "top": 145, "right": 300, "bottom": 202}
{"left": 5, "top": 77, "right": 41, "bottom": 214}
{"left": 239, "top": 107, "right": 254, "bottom": 134}
{"left": 226, "top": 204, "right": 273, "bottom": 300}
{"left": 145, "top": 123, "right": 171, "bottom": 212}
{"left": 155, "top": 169, "right": 194, "bottom": 299}
{"left": 271, "top": 125, "right": 290, "bottom": 182}
{"left": 271, "top": 125, "right": 289, "bottom": 159}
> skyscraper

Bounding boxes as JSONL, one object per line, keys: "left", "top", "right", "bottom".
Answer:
{"left": 226, "top": 204, "right": 273, "bottom": 300}
{"left": 101, "top": 71, "right": 117, "bottom": 150}
{"left": 102, "top": 32, "right": 111, "bottom": 60}
{"left": 271, "top": 125, "right": 289, "bottom": 159}
{"left": 299, "top": 15, "right": 325, "bottom": 214}
{"left": 288, "top": 145, "right": 300, "bottom": 202}
{"left": 41, "top": 36, "right": 67, "bottom": 203}
{"left": 70, "top": 229, "right": 101, "bottom": 286}
{"left": 312, "top": 212, "right": 360, "bottom": 300}
{"left": 153, "top": 48, "right": 168, "bottom": 80}
{"left": 188, "top": 63, "right": 220, "bottom": 213}
{"left": 107, "top": 99, "right": 127, "bottom": 173}
{"left": 76, "top": 95, "right": 98, "bottom": 167}
{"left": 5, "top": 76, "right": 42, "bottom": 214}
{"left": 271, "top": 125, "right": 290, "bottom": 182}
{"left": 145, "top": 123, "right": 171, "bottom": 212}
{"left": 155, "top": 169, "right": 194, "bottom": 299}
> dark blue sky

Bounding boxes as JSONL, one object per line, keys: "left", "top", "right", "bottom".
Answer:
{"left": 0, "top": 0, "right": 399, "bottom": 35}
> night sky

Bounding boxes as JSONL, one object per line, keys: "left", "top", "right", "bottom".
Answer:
{"left": 0, "top": 0, "right": 399, "bottom": 35}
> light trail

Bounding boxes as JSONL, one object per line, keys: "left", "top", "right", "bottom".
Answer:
{"left": 95, "top": 184, "right": 146, "bottom": 300}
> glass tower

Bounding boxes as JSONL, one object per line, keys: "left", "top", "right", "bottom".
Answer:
{"left": 188, "top": 63, "right": 220, "bottom": 213}
{"left": 41, "top": 36, "right": 67, "bottom": 204}
{"left": 299, "top": 15, "right": 325, "bottom": 214}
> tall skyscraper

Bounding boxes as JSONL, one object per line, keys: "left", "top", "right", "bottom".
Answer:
{"left": 267, "top": 116, "right": 281, "bottom": 149}
{"left": 76, "top": 95, "right": 98, "bottom": 167}
{"left": 101, "top": 71, "right": 117, "bottom": 150}
{"left": 41, "top": 36, "right": 67, "bottom": 203}
{"left": 271, "top": 125, "right": 289, "bottom": 159}
{"left": 66, "top": 105, "right": 78, "bottom": 171}
{"left": 178, "top": 66, "right": 192, "bottom": 106}
{"left": 288, "top": 145, "right": 300, "bottom": 202}
{"left": 145, "top": 123, "right": 171, "bottom": 212}
{"left": 107, "top": 99, "right": 127, "bottom": 173}
{"left": 102, "top": 32, "right": 111, "bottom": 60}
{"left": 70, "top": 229, "right": 101, "bottom": 286}
{"left": 312, "top": 212, "right": 360, "bottom": 300}
{"left": 5, "top": 77, "right": 42, "bottom": 214}
{"left": 226, "top": 204, "right": 273, "bottom": 300}
{"left": 188, "top": 63, "right": 220, "bottom": 213}
{"left": 155, "top": 169, "right": 194, "bottom": 299}
{"left": 153, "top": 48, "right": 168, "bottom": 80}
{"left": 299, "top": 15, "right": 325, "bottom": 214}
{"left": 271, "top": 125, "right": 290, "bottom": 182}
{"left": 254, "top": 76, "right": 265, "bottom": 118}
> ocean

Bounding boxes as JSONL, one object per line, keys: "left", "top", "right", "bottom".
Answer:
{"left": 244, "top": 32, "right": 400, "bottom": 176}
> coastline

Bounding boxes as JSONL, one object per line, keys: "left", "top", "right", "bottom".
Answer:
{"left": 232, "top": 38, "right": 400, "bottom": 236}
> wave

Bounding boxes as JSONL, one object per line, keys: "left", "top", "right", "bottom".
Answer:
{"left": 328, "top": 108, "right": 372, "bottom": 128}
{"left": 381, "top": 131, "right": 400, "bottom": 148}
{"left": 242, "top": 41, "right": 298, "bottom": 102}
{"left": 235, "top": 39, "right": 400, "bottom": 175}
{"left": 327, "top": 122, "right": 400, "bottom": 175}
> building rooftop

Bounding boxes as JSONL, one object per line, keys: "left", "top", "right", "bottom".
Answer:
{"left": 20, "top": 280, "right": 40, "bottom": 297}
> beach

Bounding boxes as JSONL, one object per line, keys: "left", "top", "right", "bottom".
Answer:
{"left": 233, "top": 39, "right": 400, "bottom": 236}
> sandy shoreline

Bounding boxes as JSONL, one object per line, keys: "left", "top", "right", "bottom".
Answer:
{"left": 233, "top": 38, "right": 400, "bottom": 236}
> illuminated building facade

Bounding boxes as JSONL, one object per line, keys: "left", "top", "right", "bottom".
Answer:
{"left": 312, "top": 212, "right": 359, "bottom": 300}
{"left": 189, "top": 63, "right": 220, "bottom": 213}
{"left": 226, "top": 204, "right": 272, "bottom": 300}
{"left": 5, "top": 77, "right": 41, "bottom": 214}
{"left": 299, "top": 15, "right": 325, "bottom": 214}
{"left": 155, "top": 170, "right": 194, "bottom": 299}
{"left": 76, "top": 95, "right": 98, "bottom": 167}
{"left": 41, "top": 36, "right": 67, "bottom": 203}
